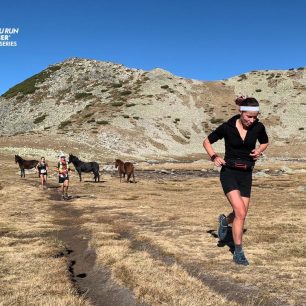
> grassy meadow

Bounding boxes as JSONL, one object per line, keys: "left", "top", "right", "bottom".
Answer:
{"left": 0, "top": 152, "right": 305, "bottom": 305}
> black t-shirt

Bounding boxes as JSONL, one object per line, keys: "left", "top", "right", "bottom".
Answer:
{"left": 37, "top": 162, "right": 48, "bottom": 174}
{"left": 208, "top": 115, "right": 268, "bottom": 163}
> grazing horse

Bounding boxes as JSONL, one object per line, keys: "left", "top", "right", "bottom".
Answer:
{"left": 115, "top": 159, "right": 135, "bottom": 183}
{"left": 15, "top": 155, "right": 39, "bottom": 178}
{"left": 68, "top": 154, "right": 100, "bottom": 182}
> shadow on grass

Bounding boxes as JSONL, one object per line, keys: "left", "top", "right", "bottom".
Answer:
{"left": 207, "top": 228, "right": 247, "bottom": 254}
{"left": 83, "top": 180, "right": 107, "bottom": 183}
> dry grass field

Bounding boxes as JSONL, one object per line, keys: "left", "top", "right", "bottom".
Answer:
{"left": 1, "top": 151, "right": 306, "bottom": 305}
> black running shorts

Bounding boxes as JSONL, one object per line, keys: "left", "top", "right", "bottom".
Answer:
{"left": 220, "top": 166, "right": 252, "bottom": 197}
{"left": 59, "top": 175, "right": 69, "bottom": 184}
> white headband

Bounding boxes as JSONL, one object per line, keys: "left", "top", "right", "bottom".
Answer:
{"left": 240, "top": 106, "right": 259, "bottom": 112}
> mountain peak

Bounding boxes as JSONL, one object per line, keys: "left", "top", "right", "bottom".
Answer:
{"left": 0, "top": 58, "right": 305, "bottom": 159}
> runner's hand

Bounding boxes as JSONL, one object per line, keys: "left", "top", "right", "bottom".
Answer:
{"left": 250, "top": 149, "right": 262, "bottom": 160}
{"left": 214, "top": 156, "right": 226, "bottom": 167}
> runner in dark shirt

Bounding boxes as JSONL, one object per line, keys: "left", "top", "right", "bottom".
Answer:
{"left": 36, "top": 157, "right": 48, "bottom": 188}
{"left": 203, "top": 96, "right": 269, "bottom": 266}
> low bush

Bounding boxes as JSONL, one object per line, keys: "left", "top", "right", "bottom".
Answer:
{"left": 58, "top": 120, "right": 72, "bottom": 129}
{"left": 2, "top": 65, "right": 61, "bottom": 98}
{"left": 120, "top": 90, "right": 132, "bottom": 96}
{"left": 34, "top": 114, "right": 47, "bottom": 124}
{"left": 111, "top": 102, "right": 124, "bottom": 107}
{"left": 96, "top": 120, "right": 109, "bottom": 125}
{"left": 111, "top": 83, "right": 122, "bottom": 88}
{"left": 237, "top": 74, "right": 247, "bottom": 81}
{"left": 75, "top": 92, "right": 93, "bottom": 99}
{"left": 211, "top": 118, "right": 223, "bottom": 124}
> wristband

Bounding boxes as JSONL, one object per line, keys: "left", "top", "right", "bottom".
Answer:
{"left": 210, "top": 154, "right": 218, "bottom": 162}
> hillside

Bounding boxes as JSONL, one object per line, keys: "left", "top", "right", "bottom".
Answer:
{"left": 0, "top": 58, "right": 305, "bottom": 160}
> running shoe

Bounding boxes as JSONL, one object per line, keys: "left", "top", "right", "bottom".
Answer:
{"left": 218, "top": 214, "right": 228, "bottom": 241}
{"left": 233, "top": 251, "right": 249, "bottom": 266}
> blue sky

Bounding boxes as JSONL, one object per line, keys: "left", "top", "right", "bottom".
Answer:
{"left": 1, "top": 0, "right": 306, "bottom": 95}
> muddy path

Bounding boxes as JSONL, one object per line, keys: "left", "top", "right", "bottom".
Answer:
{"left": 48, "top": 186, "right": 146, "bottom": 306}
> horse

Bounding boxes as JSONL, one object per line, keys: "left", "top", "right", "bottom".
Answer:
{"left": 68, "top": 154, "right": 100, "bottom": 182}
{"left": 115, "top": 159, "right": 135, "bottom": 183}
{"left": 15, "top": 155, "right": 39, "bottom": 178}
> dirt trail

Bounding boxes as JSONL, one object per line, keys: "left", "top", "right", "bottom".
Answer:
{"left": 91, "top": 207, "right": 289, "bottom": 306}
{"left": 48, "top": 186, "right": 145, "bottom": 306}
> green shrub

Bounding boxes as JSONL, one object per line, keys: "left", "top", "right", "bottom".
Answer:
{"left": 255, "top": 89, "right": 262, "bottom": 92}
{"left": 237, "top": 74, "right": 247, "bottom": 81}
{"left": 111, "top": 102, "right": 124, "bottom": 107}
{"left": 174, "top": 118, "right": 180, "bottom": 123}
{"left": 84, "top": 113, "right": 93, "bottom": 118}
{"left": 211, "top": 118, "right": 223, "bottom": 124}
{"left": 133, "top": 116, "right": 140, "bottom": 120}
{"left": 2, "top": 65, "right": 61, "bottom": 98}
{"left": 126, "top": 103, "right": 136, "bottom": 107}
{"left": 87, "top": 118, "right": 95, "bottom": 123}
{"left": 75, "top": 92, "right": 93, "bottom": 99}
{"left": 96, "top": 120, "right": 109, "bottom": 125}
{"left": 34, "top": 114, "right": 47, "bottom": 124}
{"left": 161, "top": 85, "right": 169, "bottom": 89}
{"left": 120, "top": 90, "right": 132, "bottom": 96}
{"left": 123, "top": 115, "right": 130, "bottom": 118}
{"left": 267, "top": 73, "right": 275, "bottom": 80}
{"left": 58, "top": 120, "right": 71, "bottom": 129}
{"left": 111, "top": 83, "right": 122, "bottom": 88}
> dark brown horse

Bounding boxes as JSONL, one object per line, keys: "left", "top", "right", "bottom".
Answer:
{"left": 15, "top": 155, "right": 39, "bottom": 178}
{"left": 115, "top": 159, "right": 135, "bottom": 183}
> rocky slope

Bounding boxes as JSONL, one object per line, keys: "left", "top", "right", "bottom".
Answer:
{"left": 0, "top": 58, "right": 305, "bottom": 160}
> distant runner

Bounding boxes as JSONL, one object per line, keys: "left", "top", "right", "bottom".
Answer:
{"left": 36, "top": 157, "right": 48, "bottom": 188}
{"left": 203, "top": 96, "right": 269, "bottom": 266}
{"left": 56, "top": 153, "right": 71, "bottom": 200}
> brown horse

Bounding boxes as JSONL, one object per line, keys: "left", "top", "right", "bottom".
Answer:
{"left": 115, "top": 159, "right": 135, "bottom": 183}
{"left": 15, "top": 155, "right": 39, "bottom": 178}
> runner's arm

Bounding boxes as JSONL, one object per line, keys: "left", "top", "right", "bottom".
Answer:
{"left": 203, "top": 138, "right": 225, "bottom": 167}
{"left": 250, "top": 143, "right": 269, "bottom": 160}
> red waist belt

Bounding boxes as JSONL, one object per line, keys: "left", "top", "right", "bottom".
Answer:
{"left": 225, "top": 160, "right": 254, "bottom": 171}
